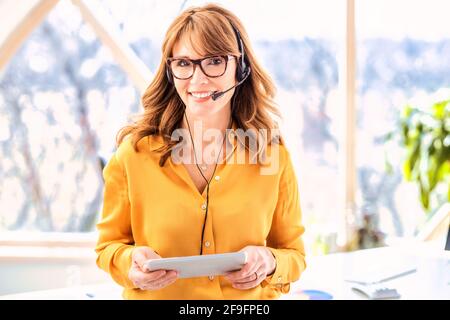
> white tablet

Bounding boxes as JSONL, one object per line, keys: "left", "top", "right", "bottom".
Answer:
{"left": 144, "top": 252, "right": 247, "bottom": 279}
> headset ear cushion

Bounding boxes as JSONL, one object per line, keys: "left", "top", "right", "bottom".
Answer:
{"left": 237, "top": 58, "right": 249, "bottom": 82}
{"left": 235, "top": 59, "right": 244, "bottom": 82}
{"left": 241, "top": 60, "right": 247, "bottom": 77}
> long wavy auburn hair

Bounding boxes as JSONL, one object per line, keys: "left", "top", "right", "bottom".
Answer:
{"left": 117, "top": 3, "right": 284, "bottom": 166}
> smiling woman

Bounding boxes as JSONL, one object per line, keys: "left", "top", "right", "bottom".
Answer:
{"left": 95, "top": 3, "right": 307, "bottom": 300}
{"left": 117, "top": 3, "right": 281, "bottom": 167}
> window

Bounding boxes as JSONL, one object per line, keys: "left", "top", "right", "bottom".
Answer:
{"left": 0, "top": 0, "right": 141, "bottom": 232}
{"left": 2, "top": 0, "right": 445, "bottom": 254}
{"left": 356, "top": 0, "right": 450, "bottom": 241}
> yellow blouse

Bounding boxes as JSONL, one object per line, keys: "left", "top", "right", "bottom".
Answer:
{"left": 95, "top": 132, "right": 306, "bottom": 300}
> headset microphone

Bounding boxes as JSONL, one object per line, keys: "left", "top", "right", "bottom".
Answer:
{"left": 210, "top": 67, "right": 251, "bottom": 101}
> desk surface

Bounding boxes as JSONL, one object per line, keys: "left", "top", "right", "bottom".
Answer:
{"left": 284, "top": 243, "right": 449, "bottom": 300}
{"left": 1, "top": 243, "right": 449, "bottom": 300}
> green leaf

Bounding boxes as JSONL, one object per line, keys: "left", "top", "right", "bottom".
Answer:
{"left": 432, "top": 100, "right": 450, "bottom": 120}
{"left": 448, "top": 178, "right": 450, "bottom": 202}
{"left": 403, "top": 160, "right": 412, "bottom": 181}
{"left": 419, "top": 182, "right": 430, "bottom": 211}
{"left": 405, "top": 141, "right": 421, "bottom": 180}
{"left": 436, "top": 149, "right": 450, "bottom": 181}
{"left": 427, "top": 156, "right": 438, "bottom": 191}
{"left": 401, "top": 122, "right": 409, "bottom": 145}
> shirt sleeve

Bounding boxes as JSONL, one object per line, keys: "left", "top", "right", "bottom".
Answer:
{"left": 262, "top": 148, "right": 307, "bottom": 293}
{"left": 95, "top": 152, "right": 136, "bottom": 289}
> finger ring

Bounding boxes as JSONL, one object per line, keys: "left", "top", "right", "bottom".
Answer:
{"left": 254, "top": 272, "right": 258, "bottom": 280}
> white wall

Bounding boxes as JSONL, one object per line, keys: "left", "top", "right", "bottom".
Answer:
{"left": 0, "top": 233, "right": 113, "bottom": 296}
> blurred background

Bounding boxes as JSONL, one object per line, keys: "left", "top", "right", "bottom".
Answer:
{"left": 0, "top": 0, "right": 449, "bottom": 297}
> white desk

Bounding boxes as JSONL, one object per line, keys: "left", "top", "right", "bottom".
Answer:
{"left": 284, "top": 243, "right": 449, "bottom": 300}
{"left": 1, "top": 243, "right": 449, "bottom": 300}
{"left": 0, "top": 282, "right": 123, "bottom": 300}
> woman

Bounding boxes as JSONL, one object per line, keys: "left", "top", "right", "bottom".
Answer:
{"left": 96, "top": 3, "right": 306, "bottom": 300}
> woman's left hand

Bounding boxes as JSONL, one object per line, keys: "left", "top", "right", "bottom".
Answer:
{"left": 224, "top": 246, "right": 276, "bottom": 290}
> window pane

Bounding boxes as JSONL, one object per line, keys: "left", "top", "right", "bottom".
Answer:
{"left": 0, "top": 0, "right": 141, "bottom": 232}
{"left": 356, "top": 0, "right": 450, "bottom": 242}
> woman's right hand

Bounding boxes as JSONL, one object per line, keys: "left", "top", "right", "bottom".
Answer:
{"left": 128, "top": 246, "right": 178, "bottom": 291}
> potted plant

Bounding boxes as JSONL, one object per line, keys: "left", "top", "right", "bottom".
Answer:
{"left": 385, "top": 98, "right": 450, "bottom": 213}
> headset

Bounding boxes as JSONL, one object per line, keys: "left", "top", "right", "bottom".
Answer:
{"left": 231, "top": 22, "right": 250, "bottom": 83}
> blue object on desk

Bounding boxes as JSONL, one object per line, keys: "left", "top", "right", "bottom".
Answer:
{"left": 299, "top": 290, "right": 333, "bottom": 300}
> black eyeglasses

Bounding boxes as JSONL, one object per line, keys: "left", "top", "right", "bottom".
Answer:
{"left": 166, "top": 55, "right": 235, "bottom": 80}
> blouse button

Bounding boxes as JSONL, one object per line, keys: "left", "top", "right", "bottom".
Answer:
{"left": 214, "top": 176, "right": 220, "bottom": 181}
{"left": 201, "top": 203, "right": 207, "bottom": 210}
{"left": 204, "top": 241, "right": 210, "bottom": 247}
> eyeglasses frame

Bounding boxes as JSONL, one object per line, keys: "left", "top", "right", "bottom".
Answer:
{"left": 166, "top": 55, "right": 236, "bottom": 80}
